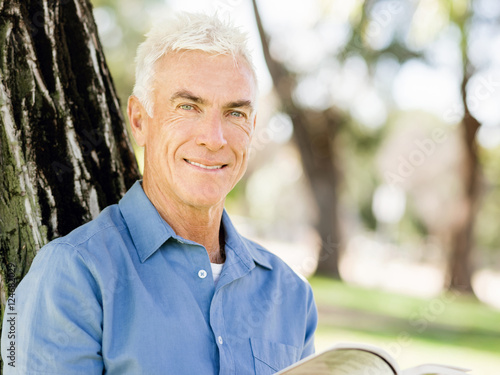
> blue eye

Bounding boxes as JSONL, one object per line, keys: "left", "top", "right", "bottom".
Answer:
{"left": 230, "top": 111, "right": 244, "bottom": 118}
{"left": 180, "top": 104, "right": 194, "bottom": 110}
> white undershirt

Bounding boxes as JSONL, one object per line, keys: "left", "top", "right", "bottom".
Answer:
{"left": 210, "top": 262, "right": 224, "bottom": 285}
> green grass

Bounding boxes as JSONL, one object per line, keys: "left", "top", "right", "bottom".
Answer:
{"left": 309, "top": 276, "right": 500, "bottom": 374}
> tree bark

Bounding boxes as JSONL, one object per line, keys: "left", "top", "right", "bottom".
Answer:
{"left": 0, "top": 0, "right": 139, "bottom": 334}
{"left": 252, "top": 0, "right": 342, "bottom": 278}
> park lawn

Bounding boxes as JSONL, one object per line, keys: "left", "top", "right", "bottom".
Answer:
{"left": 308, "top": 276, "right": 500, "bottom": 375}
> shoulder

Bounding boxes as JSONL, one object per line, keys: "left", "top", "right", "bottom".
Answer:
{"left": 31, "top": 204, "right": 129, "bottom": 280}
{"left": 52, "top": 204, "right": 126, "bottom": 249}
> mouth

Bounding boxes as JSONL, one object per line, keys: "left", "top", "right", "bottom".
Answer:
{"left": 184, "top": 159, "right": 227, "bottom": 170}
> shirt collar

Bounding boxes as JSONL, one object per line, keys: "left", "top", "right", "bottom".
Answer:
{"left": 119, "top": 181, "right": 175, "bottom": 263}
{"left": 119, "top": 181, "right": 273, "bottom": 270}
{"left": 221, "top": 210, "right": 273, "bottom": 271}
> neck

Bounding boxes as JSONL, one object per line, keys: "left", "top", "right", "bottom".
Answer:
{"left": 142, "top": 179, "right": 225, "bottom": 264}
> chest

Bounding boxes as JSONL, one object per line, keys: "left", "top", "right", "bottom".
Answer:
{"left": 98, "top": 244, "right": 303, "bottom": 374}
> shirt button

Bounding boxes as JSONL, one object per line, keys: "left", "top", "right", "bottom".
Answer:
{"left": 198, "top": 269, "right": 207, "bottom": 279}
{"left": 217, "top": 336, "right": 223, "bottom": 345}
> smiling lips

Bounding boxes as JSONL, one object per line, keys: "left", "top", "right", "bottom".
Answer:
{"left": 184, "top": 159, "right": 227, "bottom": 170}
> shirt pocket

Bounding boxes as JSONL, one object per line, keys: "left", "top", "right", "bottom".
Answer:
{"left": 250, "top": 337, "right": 301, "bottom": 374}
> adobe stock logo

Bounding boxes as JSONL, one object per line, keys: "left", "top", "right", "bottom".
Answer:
{"left": 248, "top": 113, "right": 292, "bottom": 159}
{"left": 443, "top": 73, "right": 500, "bottom": 124}
{"left": 384, "top": 128, "right": 448, "bottom": 187}
{"left": 350, "top": 1, "right": 403, "bottom": 51}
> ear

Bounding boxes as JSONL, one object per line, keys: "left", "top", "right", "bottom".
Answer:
{"left": 128, "top": 95, "right": 149, "bottom": 147}
{"left": 251, "top": 113, "right": 257, "bottom": 135}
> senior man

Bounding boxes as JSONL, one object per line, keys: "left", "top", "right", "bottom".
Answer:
{"left": 1, "top": 12, "right": 317, "bottom": 374}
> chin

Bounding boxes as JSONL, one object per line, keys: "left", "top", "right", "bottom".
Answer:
{"left": 185, "top": 197, "right": 225, "bottom": 210}
{"left": 181, "top": 186, "right": 227, "bottom": 209}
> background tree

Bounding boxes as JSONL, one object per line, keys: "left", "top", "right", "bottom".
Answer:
{"left": 445, "top": 0, "right": 483, "bottom": 293}
{"left": 252, "top": 0, "right": 418, "bottom": 279}
{"left": 252, "top": 0, "right": 500, "bottom": 295}
{"left": 0, "top": 0, "right": 139, "bottom": 346}
{"left": 252, "top": 0, "right": 343, "bottom": 278}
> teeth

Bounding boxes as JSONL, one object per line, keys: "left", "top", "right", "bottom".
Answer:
{"left": 186, "top": 160, "right": 223, "bottom": 170}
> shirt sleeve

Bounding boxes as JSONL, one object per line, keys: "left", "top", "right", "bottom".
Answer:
{"left": 1, "top": 242, "right": 104, "bottom": 374}
{"left": 301, "top": 282, "right": 318, "bottom": 359}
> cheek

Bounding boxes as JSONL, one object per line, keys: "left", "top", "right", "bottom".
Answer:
{"left": 241, "top": 135, "right": 254, "bottom": 159}
{"left": 144, "top": 133, "right": 165, "bottom": 158}
{"left": 230, "top": 127, "right": 253, "bottom": 151}
{"left": 232, "top": 140, "right": 252, "bottom": 177}
{"left": 146, "top": 122, "right": 188, "bottom": 158}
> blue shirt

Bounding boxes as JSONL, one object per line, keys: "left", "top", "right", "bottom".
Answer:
{"left": 1, "top": 181, "right": 317, "bottom": 374}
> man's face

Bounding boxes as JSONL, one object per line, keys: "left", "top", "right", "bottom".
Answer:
{"left": 131, "top": 50, "right": 257, "bottom": 210}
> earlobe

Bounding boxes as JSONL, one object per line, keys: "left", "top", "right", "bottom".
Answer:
{"left": 128, "top": 96, "right": 147, "bottom": 147}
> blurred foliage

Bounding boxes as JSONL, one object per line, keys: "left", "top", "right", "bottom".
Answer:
{"left": 289, "top": 0, "right": 432, "bottom": 247}
{"left": 343, "top": 0, "right": 500, "bottom": 265}
{"left": 91, "top": 0, "right": 500, "bottom": 270}
{"left": 90, "top": 0, "right": 166, "bottom": 111}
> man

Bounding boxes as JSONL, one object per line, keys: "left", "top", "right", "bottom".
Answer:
{"left": 1, "top": 12, "right": 317, "bottom": 374}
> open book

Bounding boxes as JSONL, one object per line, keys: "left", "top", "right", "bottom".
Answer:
{"left": 275, "top": 342, "right": 471, "bottom": 375}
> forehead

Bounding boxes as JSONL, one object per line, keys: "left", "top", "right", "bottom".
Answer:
{"left": 153, "top": 50, "right": 257, "bottom": 103}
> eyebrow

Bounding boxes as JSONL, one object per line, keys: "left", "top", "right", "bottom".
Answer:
{"left": 226, "top": 100, "right": 254, "bottom": 112}
{"left": 170, "top": 90, "right": 254, "bottom": 112}
{"left": 170, "top": 90, "right": 205, "bottom": 104}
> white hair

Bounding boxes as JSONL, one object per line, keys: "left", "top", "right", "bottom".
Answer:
{"left": 132, "top": 12, "right": 257, "bottom": 117}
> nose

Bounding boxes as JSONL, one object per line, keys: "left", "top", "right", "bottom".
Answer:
{"left": 196, "top": 112, "right": 228, "bottom": 151}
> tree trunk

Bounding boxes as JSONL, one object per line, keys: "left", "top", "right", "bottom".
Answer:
{"left": 294, "top": 109, "right": 342, "bottom": 278}
{"left": 0, "top": 0, "right": 139, "bottom": 338}
{"left": 445, "top": 9, "right": 481, "bottom": 294}
{"left": 446, "top": 71, "right": 481, "bottom": 294}
{"left": 252, "top": 0, "right": 342, "bottom": 278}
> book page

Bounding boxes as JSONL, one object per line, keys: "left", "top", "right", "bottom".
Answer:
{"left": 277, "top": 349, "right": 396, "bottom": 375}
{"left": 401, "top": 363, "right": 472, "bottom": 375}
